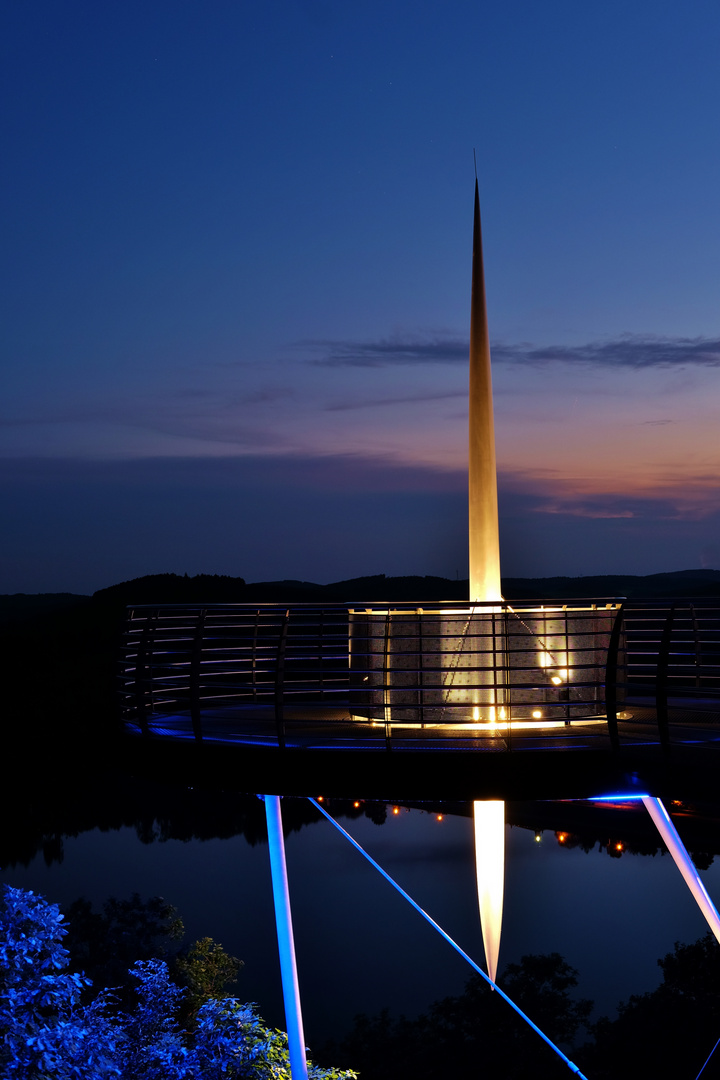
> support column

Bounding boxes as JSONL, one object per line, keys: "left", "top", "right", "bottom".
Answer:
{"left": 264, "top": 795, "right": 309, "bottom": 1080}
{"left": 642, "top": 796, "right": 720, "bottom": 945}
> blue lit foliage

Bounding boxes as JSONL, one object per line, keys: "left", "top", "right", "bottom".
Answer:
{"left": 0, "top": 885, "right": 119, "bottom": 1078}
{"left": 118, "top": 959, "right": 190, "bottom": 1079}
{"left": 191, "top": 998, "right": 356, "bottom": 1080}
{"left": 1, "top": 886, "right": 356, "bottom": 1080}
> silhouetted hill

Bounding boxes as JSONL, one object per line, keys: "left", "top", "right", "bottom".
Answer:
{"left": 5, "top": 567, "right": 716, "bottom": 620}
{"left": 501, "top": 568, "right": 720, "bottom": 600}
{"left": 0, "top": 592, "right": 91, "bottom": 625}
{"left": 94, "top": 572, "right": 247, "bottom": 607}
{"left": 90, "top": 567, "right": 720, "bottom": 605}
{"left": 89, "top": 572, "right": 469, "bottom": 605}
{"left": 241, "top": 574, "right": 469, "bottom": 602}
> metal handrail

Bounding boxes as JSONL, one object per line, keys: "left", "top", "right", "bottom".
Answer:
{"left": 119, "top": 598, "right": 720, "bottom": 752}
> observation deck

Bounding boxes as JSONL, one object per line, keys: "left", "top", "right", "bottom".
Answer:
{"left": 119, "top": 598, "right": 720, "bottom": 798}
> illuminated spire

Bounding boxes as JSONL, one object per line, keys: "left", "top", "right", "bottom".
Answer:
{"left": 469, "top": 178, "right": 505, "bottom": 983}
{"left": 468, "top": 178, "right": 502, "bottom": 603}
{"left": 474, "top": 799, "right": 505, "bottom": 983}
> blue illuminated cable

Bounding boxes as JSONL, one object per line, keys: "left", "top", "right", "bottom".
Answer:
{"left": 695, "top": 1035, "right": 720, "bottom": 1080}
{"left": 307, "top": 797, "right": 589, "bottom": 1080}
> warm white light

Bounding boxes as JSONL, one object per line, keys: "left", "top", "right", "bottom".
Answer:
{"left": 532, "top": 709, "right": 543, "bottom": 719}
{"left": 472, "top": 705, "right": 480, "bottom": 721}
{"left": 551, "top": 676, "right": 563, "bottom": 686}
{"left": 473, "top": 800, "right": 505, "bottom": 984}
{"left": 437, "top": 717, "right": 603, "bottom": 732}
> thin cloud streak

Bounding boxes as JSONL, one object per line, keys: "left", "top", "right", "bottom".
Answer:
{"left": 0, "top": 388, "right": 296, "bottom": 452}
{"left": 302, "top": 333, "right": 720, "bottom": 370}
{"left": 496, "top": 336, "right": 720, "bottom": 369}
{"left": 499, "top": 467, "right": 720, "bottom": 520}
{"left": 301, "top": 334, "right": 468, "bottom": 366}
{"left": 0, "top": 452, "right": 468, "bottom": 495}
{"left": 324, "top": 390, "right": 464, "bottom": 412}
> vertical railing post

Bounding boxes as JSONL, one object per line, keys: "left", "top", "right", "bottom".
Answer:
{"left": 604, "top": 604, "right": 624, "bottom": 753}
{"left": 133, "top": 610, "right": 157, "bottom": 737}
{"left": 563, "top": 606, "right": 571, "bottom": 724}
{"left": 383, "top": 611, "right": 392, "bottom": 750}
{"left": 263, "top": 795, "right": 308, "bottom": 1080}
{"left": 252, "top": 609, "right": 260, "bottom": 702}
{"left": 656, "top": 604, "right": 676, "bottom": 754}
{"left": 503, "top": 607, "right": 513, "bottom": 750}
{"left": 496, "top": 606, "right": 507, "bottom": 734}
{"left": 417, "top": 609, "right": 425, "bottom": 727}
{"left": 190, "top": 609, "right": 206, "bottom": 742}
{"left": 691, "top": 604, "right": 702, "bottom": 689}
{"left": 275, "top": 610, "right": 289, "bottom": 749}
{"left": 318, "top": 607, "right": 325, "bottom": 707}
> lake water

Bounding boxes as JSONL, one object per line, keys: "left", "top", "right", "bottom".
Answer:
{"left": 2, "top": 784, "right": 719, "bottom": 1051}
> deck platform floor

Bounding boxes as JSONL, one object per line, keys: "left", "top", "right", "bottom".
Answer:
{"left": 127, "top": 697, "right": 720, "bottom": 754}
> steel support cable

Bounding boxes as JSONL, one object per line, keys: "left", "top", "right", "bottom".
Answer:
{"left": 438, "top": 603, "right": 478, "bottom": 720}
{"left": 505, "top": 603, "right": 564, "bottom": 667}
{"left": 307, "top": 798, "right": 589, "bottom": 1079}
{"left": 438, "top": 600, "right": 574, "bottom": 725}
{"left": 695, "top": 1036, "right": 720, "bottom": 1080}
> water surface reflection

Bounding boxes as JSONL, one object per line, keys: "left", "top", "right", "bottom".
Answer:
{"left": 2, "top": 783, "right": 720, "bottom": 1044}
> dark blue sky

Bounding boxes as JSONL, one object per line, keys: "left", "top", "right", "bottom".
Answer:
{"left": 2, "top": 1, "right": 720, "bottom": 592}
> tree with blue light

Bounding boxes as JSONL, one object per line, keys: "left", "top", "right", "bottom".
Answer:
{"left": 0, "top": 885, "right": 356, "bottom": 1080}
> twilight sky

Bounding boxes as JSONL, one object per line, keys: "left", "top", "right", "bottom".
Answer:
{"left": 2, "top": 0, "right": 720, "bottom": 593}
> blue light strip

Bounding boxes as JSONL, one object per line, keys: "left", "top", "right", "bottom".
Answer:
{"left": 308, "top": 797, "right": 589, "bottom": 1080}
{"left": 589, "top": 793, "right": 650, "bottom": 801}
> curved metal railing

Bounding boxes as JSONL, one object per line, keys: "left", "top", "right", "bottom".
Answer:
{"left": 118, "top": 598, "right": 720, "bottom": 752}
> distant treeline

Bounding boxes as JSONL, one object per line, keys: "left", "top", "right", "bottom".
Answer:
{"left": 4, "top": 566, "right": 720, "bottom": 621}
{"left": 92, "top": 565, "right": 720, "bottom": 603}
